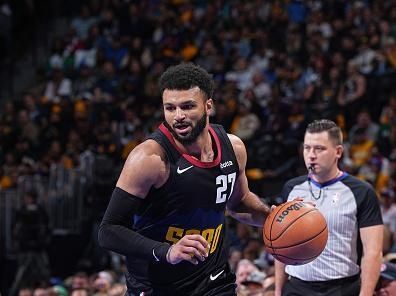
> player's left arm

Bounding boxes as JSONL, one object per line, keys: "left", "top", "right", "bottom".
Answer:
{"left": 359, "top": 224, "right": 383, "bottom": 296}
{"left": 226, "top": 134, "right": 271, "bottom": 227}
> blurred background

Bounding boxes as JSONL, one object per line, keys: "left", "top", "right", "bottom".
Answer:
{"left": 0, "top": 0, "right": 396, "bottom": 295}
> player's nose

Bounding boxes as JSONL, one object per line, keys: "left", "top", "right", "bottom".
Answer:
{"left": 175, "top": 107, "right": 186, "bottom": 121}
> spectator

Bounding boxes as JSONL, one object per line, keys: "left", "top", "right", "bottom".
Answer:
{"left": 230, "top": 100, "right": 261, "bottom": 142}
{"left": 70, "top": 5, "right": 97, "bottom": 41}
{"left": 12, "top": 190, "right": 51, "bottom": 289}
{"left": 337, "top": 60, "right": 367, "bottom": 129}
{"left": 18, "top": 288, "right": 34, "bottom": 296}
{"left": 380, "top": 189, "right": 396, "bottom": 242}
{"left": 33, "top": 288, "right": 49, "bottom": 296}
{"left": 349, "top": 110, "right": 380, "bottom": 143}
{"left": 236, "top": 259, "right": 260, "bottom": 291}
{"left": 375, "top": 261, "right": 396, "bottom": 296}
{"left": 43, "top": 68, "right": 73, "bottom": 103}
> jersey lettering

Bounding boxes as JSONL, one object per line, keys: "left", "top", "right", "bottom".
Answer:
{"left": 165, "top": 224, "right": 223, "bottom": 254}
{"left": 216, "top": 172, "right": 236, "bottom": 203}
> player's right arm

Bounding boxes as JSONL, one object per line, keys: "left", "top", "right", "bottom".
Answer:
{"left": 274, "top": 260, "right": 288, "bottom": 296}
{"left": 98, "top": 140, "right": 208, "bottom": 265}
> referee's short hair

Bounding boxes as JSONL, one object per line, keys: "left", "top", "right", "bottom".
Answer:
{"left": 306, "top": 119, "right": 343, "bottom": 145}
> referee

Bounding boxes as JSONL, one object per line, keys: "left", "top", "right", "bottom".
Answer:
{"left": 274, "top": 119, "right": 383, "bottom": 296}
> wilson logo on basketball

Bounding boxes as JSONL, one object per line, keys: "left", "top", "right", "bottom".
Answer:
{"left": 276, "top": 201, "right": 306, "bottom": 223}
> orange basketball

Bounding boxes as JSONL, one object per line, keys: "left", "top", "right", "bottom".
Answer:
{"left": 263, "top": 200, "right": 328, "bottom": 265}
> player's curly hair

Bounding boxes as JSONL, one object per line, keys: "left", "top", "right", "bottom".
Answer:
{"left": 159, "top": 63, "right": 214, "bottom": 100}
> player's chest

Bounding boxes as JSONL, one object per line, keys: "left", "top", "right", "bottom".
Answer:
{"left": 168, "top": 158, "right": 238, "bottom": 207}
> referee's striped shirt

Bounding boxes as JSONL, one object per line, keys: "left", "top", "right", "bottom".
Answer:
{"left": 280, "top": 172, "right": 383, "bottom": 281}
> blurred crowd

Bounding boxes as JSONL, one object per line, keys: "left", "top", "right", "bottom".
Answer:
{"left": 1, "top": 0, "right": 396, "bottom": 295}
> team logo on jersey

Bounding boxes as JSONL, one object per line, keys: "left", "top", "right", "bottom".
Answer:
{"left": 332, "top": 192, "right": 340, "bottom": 205}
{"left": 220, "top": 160, "right": 233, "bottom": 169}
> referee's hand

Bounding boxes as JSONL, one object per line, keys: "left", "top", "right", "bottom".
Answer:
{"left": 167, "top": 234, "right": 209, "bottom": 265}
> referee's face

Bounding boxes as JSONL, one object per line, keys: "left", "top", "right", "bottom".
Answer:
{"left": 303, "top": 131, "right": 343, "bottom": 182}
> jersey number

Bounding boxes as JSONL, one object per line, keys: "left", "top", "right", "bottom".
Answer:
{"left": 216, "top": 172, "right": 236, "bottom": 203}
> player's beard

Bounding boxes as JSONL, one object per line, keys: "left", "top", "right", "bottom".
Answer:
{"left": 164, "top": 112, "right": 207, "bottom": 146}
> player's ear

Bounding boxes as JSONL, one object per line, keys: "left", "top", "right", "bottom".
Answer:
{"left": 206, "top": 98, "right": 214, "bottom": 114}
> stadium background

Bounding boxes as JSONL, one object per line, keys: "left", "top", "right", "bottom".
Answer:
{"left": 0, "top": 0, "right": 396, "bottom": 295}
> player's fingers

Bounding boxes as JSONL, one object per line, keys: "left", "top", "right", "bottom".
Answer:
{"left": 181, "top": 246, "right": 206, "bottom": 262}
{"left": 180, "top": 235, "right": 209, "bottom": 256}
{"left": 183, "top": 234, "right": 209, "bottom": 247}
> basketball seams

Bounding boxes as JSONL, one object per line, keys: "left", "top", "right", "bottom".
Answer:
{"left": 271, "top": 225, "right": 328, "bottom": 249}
{"left": 264, "top": 202, "right": 288, "bottom": 240}
{"left": 264, "top": 202, "right": 290, "bottom": 253}
{"left": 263, "top": 200, "right": 328, "bottom": 265}
{"left": 273, "top": 253, "right": 319, "bottom": 264}
{"left": 272, "top": 228, "right": 328, "bottom": 265}
{"left": 269, "top": 208, "right": 319, "bottom": 241}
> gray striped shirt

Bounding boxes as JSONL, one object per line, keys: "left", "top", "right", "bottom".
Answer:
{"left": 281, "top": 172, "right": 382, "bottom": 281}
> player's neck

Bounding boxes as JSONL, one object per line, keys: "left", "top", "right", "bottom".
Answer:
{"left": 178, "top": 129, "right": 215, "bottom": 162}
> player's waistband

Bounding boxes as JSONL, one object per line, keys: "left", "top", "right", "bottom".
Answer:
{"left": 290, "top": 273, "right": 360, "bottom": 286}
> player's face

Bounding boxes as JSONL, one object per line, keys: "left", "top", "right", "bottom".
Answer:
{"left": 163, "top": 87, "right": 213, "bottom": 145}
{"left": 303, "top": 131, "right": 343, "bottom": 180}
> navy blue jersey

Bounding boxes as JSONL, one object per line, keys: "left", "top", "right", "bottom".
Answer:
{"left": 125, "top": 123, "right": 239, "bottom": 295}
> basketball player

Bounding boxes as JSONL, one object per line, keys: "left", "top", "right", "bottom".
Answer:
{"left": 98, "top": 63, "right": 271, "bottom": 295}
{"left": 274, "top": 119, "right": 384, "bottom": 296}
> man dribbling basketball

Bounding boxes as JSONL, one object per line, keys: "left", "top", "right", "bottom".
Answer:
{"left": 98, "top": 63, "right": 271, "bottom": 295}
{"left": 275, "top": 119, "right": 383, "bottom": 296}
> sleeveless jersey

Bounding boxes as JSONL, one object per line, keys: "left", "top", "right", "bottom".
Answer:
{"left": 125, "top": 123, "right": 239, "bottom": 295}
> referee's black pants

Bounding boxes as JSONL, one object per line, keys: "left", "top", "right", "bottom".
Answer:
{"left": 282, "top": 274, "right": 360, "bottom": 296}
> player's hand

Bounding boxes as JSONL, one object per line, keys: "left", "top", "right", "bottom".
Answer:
{"left": 166, "top": 234, "right": 209, "bottom": 265}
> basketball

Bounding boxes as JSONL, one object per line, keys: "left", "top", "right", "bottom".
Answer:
{"left": 263, "top": 200, "right": 328, "bottom": 265}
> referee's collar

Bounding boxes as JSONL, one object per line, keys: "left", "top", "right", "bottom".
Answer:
{"left": 308, "top": 171, "right": 348, "bottom": 189}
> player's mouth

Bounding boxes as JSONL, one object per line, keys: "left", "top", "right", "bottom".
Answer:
{"left": 174, "top": 123, "right": 192, "bottom": 135}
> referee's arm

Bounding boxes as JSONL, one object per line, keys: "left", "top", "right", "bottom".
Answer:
{"left": 359, "top": 224, "right": 383, "bottom": 296}
{"left": 274, "top": 260, "right": 287, "bottom": 296}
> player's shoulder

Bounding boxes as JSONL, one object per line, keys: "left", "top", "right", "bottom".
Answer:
{"left": 118, "top": 139, "right": 169, "bottom": 194}
{"left": 227, "top": 133, "right": 245, "bottom": 152}
{"left": 227, "top": 133, "right": 246, "bottom": 166}
{"left": 125, "top": 139, "right": 167, "bottom": 167}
